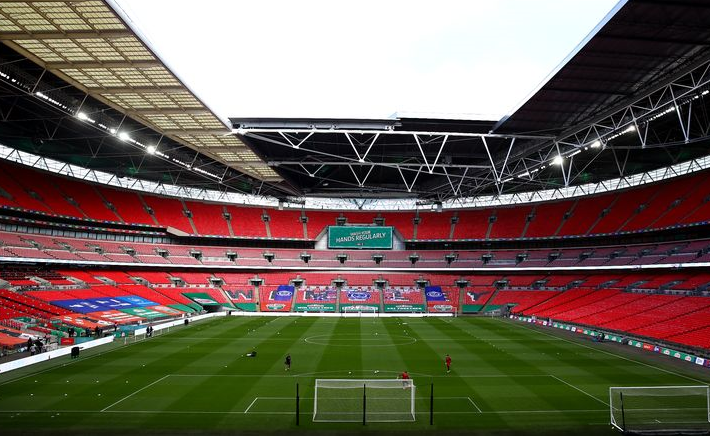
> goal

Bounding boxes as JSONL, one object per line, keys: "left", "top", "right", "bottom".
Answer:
{"left": 341, "top": 305, "right": 378, "bottom": 316}
{"left": 610, "top": 386, "right": 710, "bottom": 434}
{"left": 313, "top": 379, "right": 416, "bottom": 422}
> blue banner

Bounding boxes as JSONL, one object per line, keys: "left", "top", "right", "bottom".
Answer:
{"left": 54, "top": 296, "right": 158, "bottom": 313}
{"left": 271, "top": 285, "right": 294, "bottom": 301}
{"left": 345, "top": 291, "right": 372, "bottom": 301}
{"left": 425, "top": 286, "right": 446, "bottom": 301}
{"left": 53, "top": 299, "right": 108, "bottom": 314}
{"left": 116, "top": 296, "right": 157, "bottom": 307}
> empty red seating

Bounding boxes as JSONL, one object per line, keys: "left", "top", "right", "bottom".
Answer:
{"left": 416, "top": 212, "right": 454, "bottom": 239}
{"left": 621, "top": 176, "right": 697, "bottom": 232}
{"left": 381, "top": 212, "right": 415, "bottom": 239}
{"left": 489, "top": 206, "right": 532, "bottom": 239}
{"left": 454, "top": 210, "right": 491, "bottom": 239}
{"left": 592, "top": 186, "right": 657, "bottom": 234}
{"left": 525, "top": 201, "right": 574, "bottom": 237}
{"left": 226, "top": 206, "right": 267, "bottom": 237}
{"left": 268, "top": 209, "right": 304, "bottom": 238}
{"left": 97, "top": 187, "right": 155, "bottom": 225}
{"left": 488, "top": 290, "right": 560, "bottom": 312}
{"left": 185, "top": 201, "right": 231, "bottom": 236}
{"left": 142, "top": 195, "right": 193, "bottom": 233}
{"left": 2, "top": 163, "right": 84, "bottom": 218}
{"left": 304, "top": 211, "right": 340, "bottom": 239}
{"left": 53, "top": 177, "right": 118, "bottom": 222}
{"left": 559, "top": 195, "right": 614, "bottom": 236}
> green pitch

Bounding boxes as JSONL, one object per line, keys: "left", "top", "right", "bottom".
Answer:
{"left": 0, "top": 316, "right": 708, "bottom": 435}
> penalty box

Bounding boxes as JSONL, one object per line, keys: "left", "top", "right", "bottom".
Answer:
{"left": 244, "top": 396, "right": 481, "bottom": 415}
{"left": 102, "top": 374, "right": 604, "bottom": 415}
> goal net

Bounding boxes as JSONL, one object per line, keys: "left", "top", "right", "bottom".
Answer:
{"left": 341, "top": 306, "right": 378, "bottom": 316}
{"left": 610, "top": 386, "right": 710, "bottom": 434}
{"left": 313, "top": 379, "right": 415, "bottom": 422}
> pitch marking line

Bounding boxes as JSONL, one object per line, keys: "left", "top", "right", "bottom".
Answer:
{"left": 549, "top": 375, "right": 610, "bottom": 407}
{"left": 467, "top": 396, "right": 483, "bottom": 413}
{"left": 244, "top": 397, "right": 259, "bottom": 414}
{"left": 0, "top": 409, "right": 609, "bottom": 415}
{"left": 101, "top": 374, "right": 170, "bottom": 412}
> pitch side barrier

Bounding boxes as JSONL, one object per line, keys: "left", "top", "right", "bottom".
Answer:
{"left": 229, "top": 312, "right": 453, "bottom": 318}
{"left": 0, "top": 312, "right": 224, "bottom": 375}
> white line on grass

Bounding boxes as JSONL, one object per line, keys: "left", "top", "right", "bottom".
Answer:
{"left": 549, "top": 375, "right": 609, "bottom": 406}
{"left": 244, "top": 397, "right": 259, "bottom": 414}
{"left": 169, "top": 373, "right": 551, "bottom": 379}
{"left": 500, "top": 318, "right": 709, "bottom": 385}
{"left": 0, "top": 409, "right": 609, "bottom": 415}
{"left": 467, "top": 396, "right": 483, "bottom": 413}
{"left": 101, "top": 374, "right": 170, "bottom": 412}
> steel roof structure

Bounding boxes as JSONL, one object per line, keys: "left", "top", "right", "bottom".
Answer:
{"left": 1, "top": 0, "right": 710, "bottom": 204}
{"left": 0, "top": 0, "right": 281, "bottom": 185}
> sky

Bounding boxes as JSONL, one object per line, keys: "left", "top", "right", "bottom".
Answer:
{"left": 114, "top": 0, "right": 621, "bottom": 122}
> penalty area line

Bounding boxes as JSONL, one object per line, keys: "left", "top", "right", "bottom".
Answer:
{"left": 467, "top": 396, "right": 483, "bottom": 413}
{"left": 101, "top": 374, "right": 170, "bottom": 412}
{"left": 244, "top": 397, "right": 259, "bottom": 414}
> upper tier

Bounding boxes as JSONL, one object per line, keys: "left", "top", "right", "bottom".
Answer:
{"left": 0, "top": 160, "right": 709, "bottom": 241}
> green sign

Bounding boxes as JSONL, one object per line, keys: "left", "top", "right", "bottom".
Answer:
{"left": 119, "top": 307, "right": 165, "bottom": 319}
{"left": 183, "top": 292, "right": 220, "bottom": 306}
{"left": 293, "top": 303, "right": 336, "bottom": 312}
{"left": 340, "top": 304, "right": 379, "bottom": 313}
{"left": 328, "top": 226, "right": 393, "bottom": 249}
{"left": 383, "top": 304, "right": 425, "bottom": 313}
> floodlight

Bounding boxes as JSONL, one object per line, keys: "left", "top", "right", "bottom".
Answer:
{"left": 552, "top": 155, "right": 564, "bottom": 165}
{"left": 146, "top": 145, "right": 156, "bottom": 154}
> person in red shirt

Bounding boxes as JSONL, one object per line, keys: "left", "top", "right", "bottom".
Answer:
{"left": 399, "top": 370, "right": 410, "bottom": 389}
{"left": 445, "top": 354, "right": 452, "bottom": 373}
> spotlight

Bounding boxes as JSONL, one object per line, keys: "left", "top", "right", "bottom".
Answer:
{"left": 146, "top": 145, "right": 156, "bottom": 154}
{"left": 591, "top": 140, "right": 601, "bottom": 148}
{"left": 77, "top": 112, "right": 89, "bottom": 121}
{"left": 118, "top": 132, "right": 130, "bottom": 141}
{"left": 552, "top": 155, "right": 564, "bottom": 166}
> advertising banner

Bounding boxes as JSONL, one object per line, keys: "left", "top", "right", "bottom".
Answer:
{"left": 293, "top": 303, "right": 336, "bottom": 312}
{"left": 383, "top": 304, "right": 425, "bottom": 313}
{"left": 328, "top": 226, "right": 393, "bottom": 249}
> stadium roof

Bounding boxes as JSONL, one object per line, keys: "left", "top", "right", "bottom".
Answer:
{"left": 1, "top": 0, "right": 710, "bottom": 203}
{"left": 233, "top": 0, "right": 710, "bottom": 200}
{"left": 0, "top": 0, "right": 281, "bottom": 183}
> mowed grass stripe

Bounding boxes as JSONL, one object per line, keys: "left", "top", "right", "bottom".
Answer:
{"left": 446, "top": 318, "right": 607, "bottom": 418}
{"left": 0, "top": 316, "right": 704, "bottom": 435}
{"left": 496, "top": 319, "right": 710, "bottom": 386}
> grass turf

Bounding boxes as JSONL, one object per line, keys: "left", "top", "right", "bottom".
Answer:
{"left": 0, "top": 315, "right": 708, "bottom": 435}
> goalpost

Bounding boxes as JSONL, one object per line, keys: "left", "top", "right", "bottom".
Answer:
{"left": 610, "top": 386, "right": 710, "bottom": 434}
{"left": 341, "top": 306, "right": 378, "bottom": 317}
{"left": 313, "top": 379, "right": 416, "bottom": 422}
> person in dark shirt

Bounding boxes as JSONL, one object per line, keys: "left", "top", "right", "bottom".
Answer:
{"left": 285, "top": 354, "right": 291, "bottom": 371}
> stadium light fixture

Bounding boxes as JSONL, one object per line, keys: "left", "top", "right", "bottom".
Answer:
{"left": 591, "top": 140, "right": 601, "bottom": 148}
{"left": 118, "top": 132, "right": 131, "bottom": 141}
{"left": 77, "top": 111, "right": 89, "bottom": 121}
{"left": 552, "top": 155, "right": 564, "bottom": 166}
{"left": 146, "top": 145, "right": 156, "bottom": 155}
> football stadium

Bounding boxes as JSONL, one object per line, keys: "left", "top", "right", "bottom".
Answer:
{"left": 1, "top": 1, "right": 710, "bottom": 435}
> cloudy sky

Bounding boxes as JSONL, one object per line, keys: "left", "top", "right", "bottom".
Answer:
{"left": 114, "top": 0, "right": 621, "bottom": 121}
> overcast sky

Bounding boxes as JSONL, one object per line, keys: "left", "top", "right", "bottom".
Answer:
{"left": 114, "top": 0, "right": 621, "bottom": 122}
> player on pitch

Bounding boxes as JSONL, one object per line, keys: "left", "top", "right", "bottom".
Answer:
{"left": 399, "top": 370, "right": 410, "bottom": 389}
{"left": 445, "top": 354, "right": 452, "bottom": 373}
{"left": 285, "top": 353, "right": 291, "bottom": 371}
